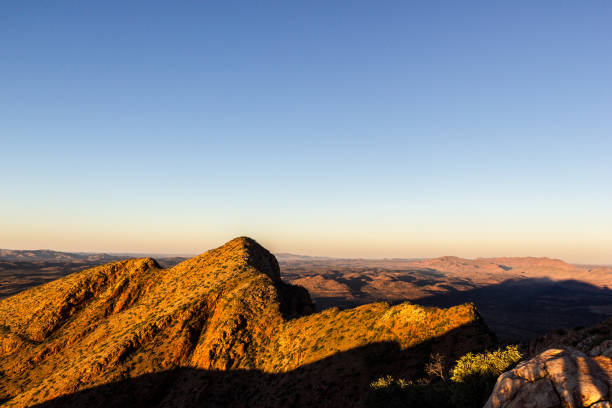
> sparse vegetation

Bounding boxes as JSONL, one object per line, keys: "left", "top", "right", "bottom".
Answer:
{"left": 450, "top": 345, "right": 522, "bottom": 383}
{"left": 367, "top": 345, "right": 523, "bottom": 408}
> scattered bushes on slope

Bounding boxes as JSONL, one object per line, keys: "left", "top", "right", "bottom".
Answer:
{"left": 368, "top": 375, "right": 450, "bottom": 408}
{"left": 367, "top": 345, "right": 523, "bottom": 408}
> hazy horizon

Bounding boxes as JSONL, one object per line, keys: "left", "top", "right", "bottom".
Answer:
{"left": 1, "top": 239, "right": 611, "bottom": 266}
{"left": 2, "top": 2, "right": 611, "bottom": 264}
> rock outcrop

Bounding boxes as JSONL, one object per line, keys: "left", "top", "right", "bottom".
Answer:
{"left": 485, "top": 348, "right": 612, "bottom": 408}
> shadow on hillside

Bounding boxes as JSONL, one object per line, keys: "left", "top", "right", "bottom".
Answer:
{"left": 26, "top": 322, "right": 493, "bottom": 408}
{"left": 414, "top": 277, "right": 612, "bottom": 342}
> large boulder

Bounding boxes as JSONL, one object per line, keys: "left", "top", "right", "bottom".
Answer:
{"left": 484, "top": 348, "right": 611, "bottom": 408}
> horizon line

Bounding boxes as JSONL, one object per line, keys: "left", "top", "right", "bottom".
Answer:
{"left": 2, "top": 246, "right": 611, "bottom": 267}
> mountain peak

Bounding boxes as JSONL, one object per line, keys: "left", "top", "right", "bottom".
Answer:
{"left": 189, "top": 236, "right": 281, "bottom": 282}
{"left": 233, "top": 236, "right": 281, "bottom": 282}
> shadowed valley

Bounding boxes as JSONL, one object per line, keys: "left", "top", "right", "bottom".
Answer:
{"left": 278, "top": 255, "right": 612, "bottom": 341}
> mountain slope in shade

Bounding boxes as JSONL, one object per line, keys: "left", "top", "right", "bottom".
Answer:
{"left": 0, "top": 237, "right": 494, "bottom": 408}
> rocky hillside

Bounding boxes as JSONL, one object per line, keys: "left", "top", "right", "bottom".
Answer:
{"left": 528, "top": 317, "right": 612, "bottom": 358}
{"left": 0, "top": 237, "right": 494, "bottom": 408}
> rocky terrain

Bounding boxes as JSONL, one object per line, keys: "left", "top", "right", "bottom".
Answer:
{"left": 362, "top": 317, "right": 612, "bottom": 408}
{"left": 486, "top": 318, "right": 612, "bottom": 407}
{"left": 486, "top": 348, "right": 611, "bottom": 408}
{"left": 0, "top": 237, "right": 494, "bottom": 407}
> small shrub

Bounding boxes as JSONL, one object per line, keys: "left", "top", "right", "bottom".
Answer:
{"left": 425, "top": 352, "right": 448, "bottom": 383}
{"left": 367, "top": 375, "right": 452, "bottom": 408}
{"left": 449, "top": 345, "right": 522, "bottom": 408}
{"left": 450, "top": 345, "right": 522, "bottom": 383}
{"left": 370, "top": 374, "right": 410, "bottom": 390}
{"left": 366, "top": 346, "right": 523, "bottom": 408}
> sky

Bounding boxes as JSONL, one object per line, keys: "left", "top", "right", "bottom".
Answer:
{"left": 1, "top": 2, "right": 611, "bottom": 263}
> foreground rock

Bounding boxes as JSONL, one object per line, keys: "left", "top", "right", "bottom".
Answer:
{"left": 485, "top": 348, "right": 612, "bottom": 408}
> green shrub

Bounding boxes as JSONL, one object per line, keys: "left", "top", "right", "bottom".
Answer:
{"left": 367, "top": 376, "right": 452, "bottom": 408}
{"left": 366, "top": 346, "right": 523, "bottom": 408}
{"left": 370, "top": 374, "right": 411, "bottom": 390}
{"left": 449, "top": 345, "right": 522, "bottom": 408}
{"left": 450, "top": 345, "right": 522, "bottom": 383}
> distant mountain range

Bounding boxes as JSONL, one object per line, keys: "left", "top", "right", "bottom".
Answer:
{"left": 1, "top": 247, "right": 610, "bottom": 341}
{"left": 0, "top": 248, "right": 122, "bottom": 263}
{"left": 0, "top": 248, "right": 192, "bottom": 263}
{"left": 2, "top": 248, "right": 610, "bottom": 274}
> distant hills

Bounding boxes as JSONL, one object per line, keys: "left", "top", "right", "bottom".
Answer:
{"left": 1, "top": 246, "right": 611, "bottom": 342}
{"left": 0, "top": 249, "right": 122, "bottom": 263}
{"left": 0, "top": 237, "right": 494, "bottom": 407}
{"left": 279, "top": 255, "right": 612, "bottom": 341}
{"left": 0, "top": 248, "right": 191, "bottom": 263}
{"left": 2, "top": 248, "right": 610, "bottom": 287}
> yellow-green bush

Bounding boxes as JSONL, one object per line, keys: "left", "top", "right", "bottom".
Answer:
{"left": 370, "top": 375, "right": 411, "bottom": 390}
{"left": 367, "top": 375, "right": 451, "bottom": 408}
{"left": 366, "top": 346, "right": 523, "bottom": 408}
{"left": 450, "top": 345, "right": 522, "bottom": 383}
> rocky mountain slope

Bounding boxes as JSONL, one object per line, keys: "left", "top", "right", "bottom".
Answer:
{"left": 0, "top": 237, "right": 494, "bottom": 407}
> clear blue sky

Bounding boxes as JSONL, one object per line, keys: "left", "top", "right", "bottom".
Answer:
{"left": 1, "top": 1, "right": 611, "bottom": 263}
